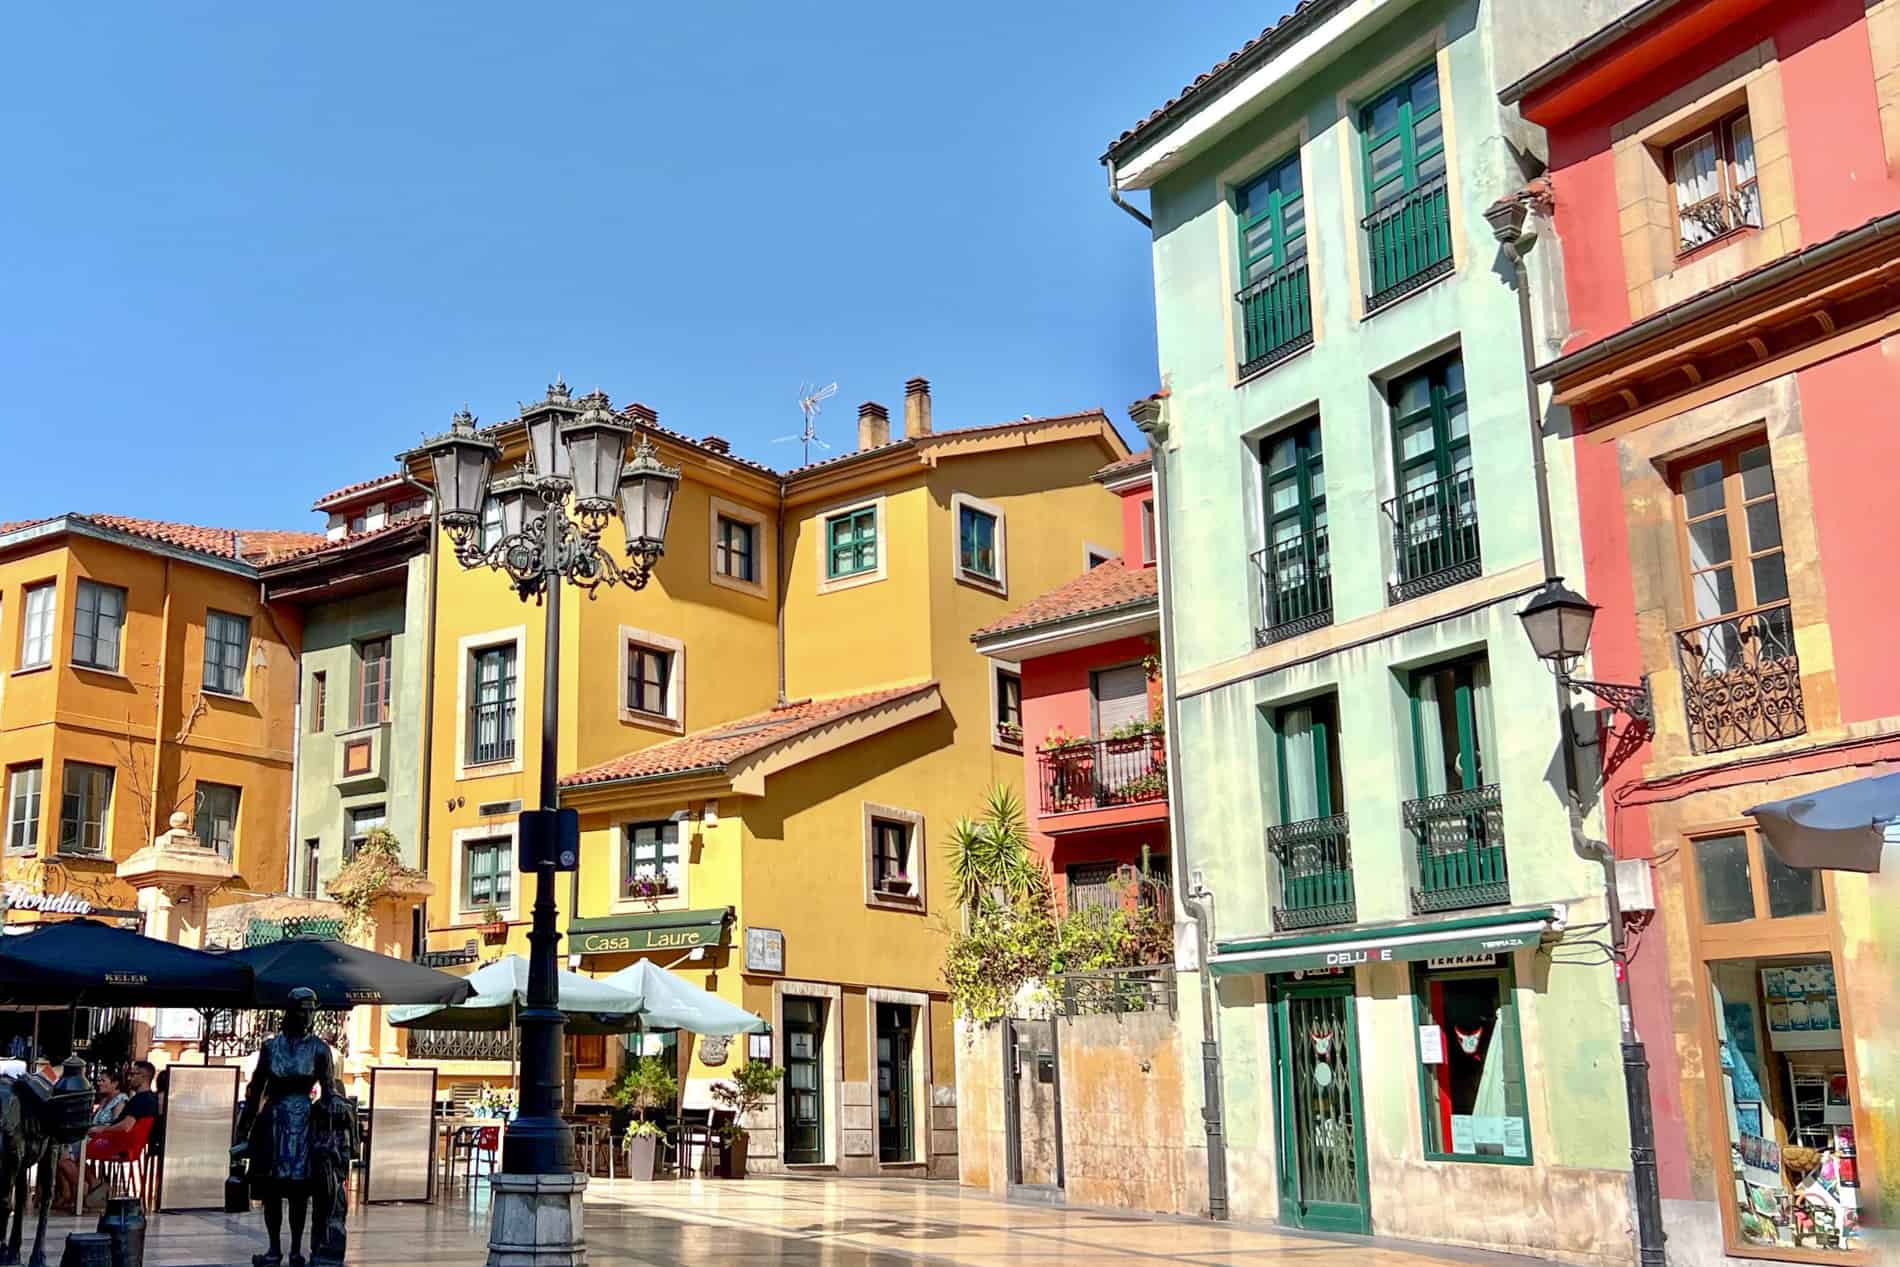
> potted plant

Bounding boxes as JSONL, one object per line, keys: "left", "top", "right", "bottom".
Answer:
{"left": 607, "top": 1056, "right": 678, "bottom": 1181}
{"left": 473, "top": 903, "right": 508, "bottom": 944}
{"left": 709, "top": 1060, "right": 783, "bottom": 1179}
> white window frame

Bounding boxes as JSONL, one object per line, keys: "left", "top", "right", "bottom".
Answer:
{"left": 6, "top": 763, "right": 42, "bottom": 854}
{"left": 1083, "top": 543, "right": 1116, "bottom": 570}
{"left": 861, "top": 801, "right": 925, "bottom": 912}
{"left": 452, "top": 820, "right": 519, "bottom": 920}
{"left": 815, "top": 495, "right": 888, "bottom": 594}
{"left": 950, "top": 492, "right": 1008, "bottom": 595}
{"left": 19, "top": 581, "right": 55, "bottom": 670}
{"left": 989, "top": 660, "right": 1023, "bottom": 752}
{"left": 1140, "top": 498, "right": 1157, "bottom": 565}
{"left": 455, "top": 625, "right": 526, "bottom": 779}
{"left": 617, "top": 625, "right": 685, "bottom": 733}
{"left": 616, "top": 811, "right": 691, "bottom": 912}
{"left": 708, "top": 495, "right": 769, "bottom": 598}
{"left": 57, "top": 761, "right": 113, "bottom": 858}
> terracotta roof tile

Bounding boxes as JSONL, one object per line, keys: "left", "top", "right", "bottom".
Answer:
{"left": 312, "top": 473, "right": 407, "bottom": 511}
{"left": 256, "top": 517, "right": 425, "bottom": 568}
{"left": 1104, "top": 0, "right": 1342, "bottom": 162}
{"left": 561, "top": 682, "right": 939, "bottom": 788}
{"left": 780, "top": 410, "right": 1115, "bottom": 478}
{"left": 0, "top": 514, "right": 325, "bottom": 566}
{"left": 972, "top": 563, "right": 1158, "bottom": 641}
{"left": 1093, "top": 449, "right": 1152, "bottom": 482}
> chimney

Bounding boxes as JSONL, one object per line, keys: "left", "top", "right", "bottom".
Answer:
{"left": 904, "top": 377, "right": 932, "bottom": 438}
{"left": 699, "top": 435, "right": 731, "bottom": 455}
{"left": 857, "top": 401, "right": 890, "bottom": 451}
{"left": 625, "top": 402, "right": 658, "bottom": 427}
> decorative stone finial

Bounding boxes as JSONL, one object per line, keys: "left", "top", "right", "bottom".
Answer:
{"left": 452, "top": 406, "right": 477, "bottom": 432}
{"left": 168, "top": 811, "right": 189, "bottom": 831}
{"left": 548, "top": 375, "right": 570, "bottom": 402}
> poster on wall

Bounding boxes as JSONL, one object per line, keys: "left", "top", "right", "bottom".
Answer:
{"left": 151, "top": 1009, "right": 204, "bottom": 1042}
{"left": 1451, "top": 1116, "right": 1475, "bottom": 1154}
{"left": 1502, "top": 1117, "right": 1528, "bottom": 1159}
{"left": 1740, "top": 1131, "right": 1784, "bottom": 1189}
{"left": 1418, "top": 1025, "right": 1445, "bottom": 1065}
{"left": 1763, "top": 964, "right": 1843, "bottom": 1052}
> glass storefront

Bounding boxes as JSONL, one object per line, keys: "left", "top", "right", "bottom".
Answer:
{"left": 1413, "top": 963, "right": 1530, "bottom": 1162}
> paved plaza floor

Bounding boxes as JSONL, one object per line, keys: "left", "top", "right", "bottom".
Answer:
{"left": 40, "top": 1176, "right": 1581, "bottom": 1267}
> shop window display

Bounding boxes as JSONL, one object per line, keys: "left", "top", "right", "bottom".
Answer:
{"left": 1413, "top": 964, "right": 1530, "bottom": 1163}
{"left": 1710, "top": 956, "right": 1861, "bottom": 1254}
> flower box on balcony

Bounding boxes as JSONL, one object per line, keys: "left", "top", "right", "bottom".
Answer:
{"left": 477, "top": 920, "right": 509, "bottom": 944}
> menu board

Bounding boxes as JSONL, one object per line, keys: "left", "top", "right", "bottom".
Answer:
{"left": 1762, "top": 964, "right": 1842, "bottom": 1052}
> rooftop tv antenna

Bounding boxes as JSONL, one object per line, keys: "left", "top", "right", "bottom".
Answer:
{"left": 775, "top": 381, "right": 838, "bottom": 465}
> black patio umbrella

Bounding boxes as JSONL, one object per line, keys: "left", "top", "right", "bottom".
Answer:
{"left": 0, "top": 918, "right": 254, "bottom": 1008}
{"left": 220, "top": 938, "right": 476, "bottom": 1009}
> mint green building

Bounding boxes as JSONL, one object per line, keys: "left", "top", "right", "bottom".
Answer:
{"left": 1107, "top": 2, "right": 1644, "bottom": 1261}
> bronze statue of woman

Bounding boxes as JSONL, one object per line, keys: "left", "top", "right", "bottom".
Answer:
{"left": 232, "top": 989, "right": 336, "bottom": 1267}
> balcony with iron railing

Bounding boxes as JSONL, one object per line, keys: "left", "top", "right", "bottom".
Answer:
{"left": 1674, "top": 601, "right": 1805, "bottom": 755}
{"left": 1404, "top": 784, "right": 1508, "bottom": 914}
{"left": 1383, "top": 469, "right": 1481, "bottom": 603}
{"left": 1236, "top": 257, "right": 1313, "bottom": 377}
{"left": 1362, "top": 176, "right": 1453, "bottom": 312}
{"left": 407, "top": 1027, "right": 516, "bottom": 1063}
{"left": 1267, "top": 813, "right": 1355, "bottom": 931}
{"left": 468, "top": 699, "right": 517, "bottom": 766}
{"left": 1037, "top": 733, "right": 1167, "bottom": 816}
{"left": 1252, "top": 527, "right": 1332, "bottom": 647}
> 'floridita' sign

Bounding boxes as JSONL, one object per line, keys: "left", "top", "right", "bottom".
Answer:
{"left": 0, "top": 885, "right": 93, "bottom": 915}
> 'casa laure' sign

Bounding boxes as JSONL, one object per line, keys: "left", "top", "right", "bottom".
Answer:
{"left": 567, "top": 909, "right": 730, "bottom": 956}
{"left": 0, "top": 885, "right": 92, "bottom": 915}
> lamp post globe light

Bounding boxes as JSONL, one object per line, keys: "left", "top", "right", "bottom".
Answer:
{"left": 402, "top": 381, "right": 678, "bottom": 1263}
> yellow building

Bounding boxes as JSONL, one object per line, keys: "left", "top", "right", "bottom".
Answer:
{"left": 408, "top": 378, "right": 1128, "bottom": 1177}
{"left": 0, "top": 514, "right": 321, "bottom": 942}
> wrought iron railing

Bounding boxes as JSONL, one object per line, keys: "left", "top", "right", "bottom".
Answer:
{"left": 1382, "top": 468, "right": 1481, "bottom": 603}
{"left": 406, "top": 1028, "right": 515, "bottom": 1063}
{"left": 1405, "top": 784, "right": 1508, "bottom": 913}
{"left": 204, "top": 1008, "right": 351, "bottom": 1059}
{"left": 1267, "top": 814, "right": 1355, "bottom": 930}
{"left": 1363, "top": 176, "right": 1453, "bottom": 311}
{"left": 245, "top": 916, "right": 344, "bottom": 945}
{"left": 468, "top": 699, "right": 517, "bottom": 766}
{"left": 1037, "top": 734, "right": 1168, "bottom": 814}
{"left": 1051, "top": 965, "right": 1176, "bottom": 1017}
{"left": 1067, "top": 865, "right": 1171, "bottom": 918}
{"left": 1674, "top": 602, "right": 1805, "bottom": 754}
{"left": 1237, "top": 257, "right": 1313, "bottom": 376}
{"left": 1252, "top": 529, "right": 1332, "bottom": 646}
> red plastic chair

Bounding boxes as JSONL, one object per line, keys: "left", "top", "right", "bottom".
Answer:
{"left": 79, "top": 1115, "right": 154, "bottom": 1211}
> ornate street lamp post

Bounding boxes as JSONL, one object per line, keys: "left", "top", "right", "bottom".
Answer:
{"left": 402, "top": 380, "right": 677, "bottom": 1263}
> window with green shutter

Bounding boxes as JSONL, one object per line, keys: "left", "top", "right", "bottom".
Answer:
{"left": 826, "top": 506, "right": 879, "bottom": 579}
{"left": 1255, "top": 419, "right": 1330, "bottom": 640}
{"left": 1268, "top": 695, "right": 1353, "bottom": 930}
{"left": 1235, "top": 153, "right": 1313, "bottom": 373}
{"left": 1384, "top": 354, "right": 1479, "bottom": 599}
{"left": 1360, "top": 65, "right": 1453, "bottom": 307}
{"left": 1405, "top": 656, "right": 1508, "bottom": 913}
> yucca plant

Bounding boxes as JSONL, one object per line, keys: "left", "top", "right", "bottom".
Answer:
{"left": 947, "top": 785, "right": 1047, "bottom": 912}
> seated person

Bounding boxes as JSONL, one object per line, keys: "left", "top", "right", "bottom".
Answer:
{"left": 54, "top": 1068, "right": 128, "bottom": 1209}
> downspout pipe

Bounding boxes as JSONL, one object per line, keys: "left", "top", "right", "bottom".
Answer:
{"left": 1105, "top": 161, "right": 1153, "bottom": 229}
{"left": 400, "top": 474, "right": 444, "bottom": 950}
{"left": 1490, "top": 199, "right": 1667, "bottom": 1267}
{"left": 1130, "top": 396, "right": 1228, "bottom": 1221}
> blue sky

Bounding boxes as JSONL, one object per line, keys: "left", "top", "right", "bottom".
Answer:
{"left": 0, "top": 3, "right": 1287, "bottom": 529}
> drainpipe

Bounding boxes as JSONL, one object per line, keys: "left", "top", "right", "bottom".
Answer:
{"left": 1130, "top": 395, "right": 1228, "bottom": 1221}
{"left": 774, "top": 483, "right": 790, "bottom": 705}
{"left": 1488, "top": 197, "right": 1667, "bottom": 1267}
{"left": 401, "top": 475, "right": 443, "bottom": 951}
{"left": 1105, "top": 161, "right": 1153, "bottom": 229}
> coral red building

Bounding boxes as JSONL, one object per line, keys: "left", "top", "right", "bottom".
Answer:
{"left": 1509, "top": 0, "right": 1900, "bottom": 1259}
{"left": 971, "top": 451, "right": 1168, "bottom": 913}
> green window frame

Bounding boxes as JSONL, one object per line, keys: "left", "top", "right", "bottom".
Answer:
{"left": 1390, "top": 354, "right": 1470, "bottom": 502}
{"left": 623, "top": 820, "right": 680, "bottom": 896}
{"left": 464, "top": 837, "right": 512, "bottom": 911}
{"left": 1235, "top": 153, "right": 1306, "bottom": 286}
{"left": 1273, "top": 695, "right": 1340, "bottom": 825}
{"left": 1410, "top": 961, "right": 1533, "bottom": 1165}
{"left": 825, "top": 506, "right": 878, "bottom": 580}
{"left": 715, "top": 515, "right": 756, "bottom": 582}
{"left": 1360, "top": 64, "right": 1445, "bottom": 211}
{"left": 1261, "top": 420, "right": 1329, "bottom": 625}
{"left": 1406, "top": 655, "right": 1495, "bottom": 797}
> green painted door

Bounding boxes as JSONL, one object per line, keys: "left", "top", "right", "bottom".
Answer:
{"left": 783, "top": 997, "right": 826, "bottom": 1164}
{"left": 1260, "top": 421, "right": 1329, "bottom": 630}
{"left": 876, "top": 1002, "right": 915, "bottom": 1163}
{"left": 1271, "top": 979, "right": 1369, "bottom": 1233}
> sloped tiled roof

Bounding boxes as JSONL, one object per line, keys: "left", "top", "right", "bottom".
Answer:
{"left": 1093, "top": 449, "right": 1152, "bottom": 482}
{"left": 561, "top": 683, "right": 939, "bottom": 788}
{"left": 972, "top": 563, "right": 1158, "bottom": 642}
{"left": 257, "top": 517, "right": 425, "bottom": 569}
{"left": 1103, "top": 0, "right": 1346, "bottom": 162}
{"left": 1, "top": 513, "right": 325, "bottom": 565}
{"left": 780, "top": 410, "right": 1115, "bottom": 479}
{"left": 468, "top": 403, "right": 778, "bottom": 479}
{"left": 312, "top": 473, "right": 407, "bottom": 511}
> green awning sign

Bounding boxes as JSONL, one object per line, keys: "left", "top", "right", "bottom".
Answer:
{"left": 1209, "top": 907, "right": 1561, "bottom": 977}
{"left": 569, "top": 907, "right": 731, "bottom": 956}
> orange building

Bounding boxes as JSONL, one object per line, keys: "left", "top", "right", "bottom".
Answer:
{"left": 0, "top": 514, "right": 320, "bottom": 936}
